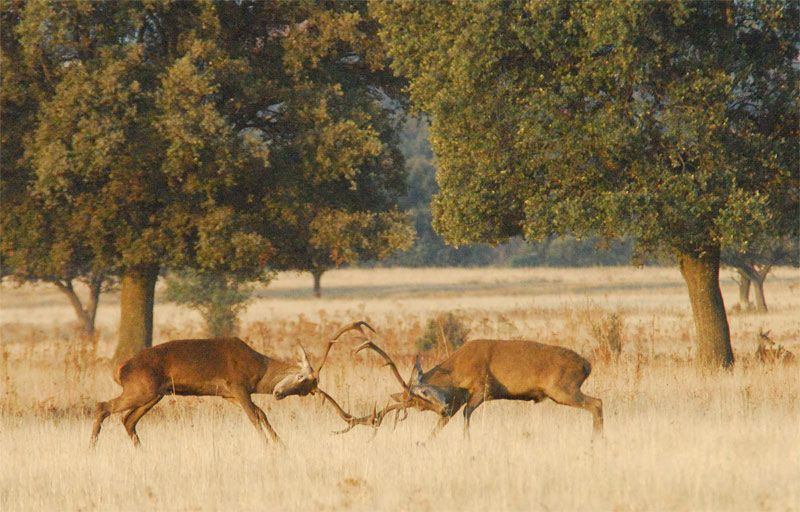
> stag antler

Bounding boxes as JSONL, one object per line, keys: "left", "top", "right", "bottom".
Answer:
{"left": 316, "top": 321, "right": 376, "bottom": 373}
{"left": 330, "top": 400, "right": 413, "bottom": 434}
{"left": 316, "top": 388, "right": 384, "bottom": 433}
{"left": 354, "top": 340, "right": 411, "bottom": 394}
{"left": 337, "top": 338, "right": 439, "bottom": 434}
{"left": 321, "top": 330, "right": 428, "bottom": 434}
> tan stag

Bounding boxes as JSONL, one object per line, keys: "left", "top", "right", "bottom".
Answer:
{"left": 90, "top": 321, "right": 375, "bottom": 447}
{"left": 345, "top": 336, "right": 603, "bottom": 437}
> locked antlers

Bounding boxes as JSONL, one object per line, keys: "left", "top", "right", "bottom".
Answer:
{"left": 333, "top": 336, "right": 435, "bottom": 434}
{"left": 312, "top": 321, "right": 384, "bottom": 432}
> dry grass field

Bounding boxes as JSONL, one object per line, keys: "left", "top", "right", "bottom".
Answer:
{"left": 1, "top": 267, "right": 799, "bottom": 511}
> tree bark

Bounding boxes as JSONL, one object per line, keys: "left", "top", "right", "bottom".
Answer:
{"left": 54, "top": 279, "right": 95, "bottom": 338}
{"left": 312, "top": 268, "right": 323, "bottom": 298}
{"left": 751, "top": 274, "right": 768, "bottom": 313}
{"left": 85, "top": 272, "right": 103, "bottom": 333}
{"left": 736, "top": 269, "right": 752, "bottom": 311}
{"left": 114, "top": 265, "right": 158, "bottom": 363}
{"left": 679, "top": 246, "right": 734, "bottom": 369}
{"left": 733, "top": 262, "right": 770, "bottom": 313}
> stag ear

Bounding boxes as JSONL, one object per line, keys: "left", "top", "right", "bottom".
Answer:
{"left": 297, "top": 344, "right": 313, "bottom": 370}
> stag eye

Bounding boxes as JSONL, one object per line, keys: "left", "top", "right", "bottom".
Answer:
{"left": 297, "top": 375, "right": 304, "bottom": 381}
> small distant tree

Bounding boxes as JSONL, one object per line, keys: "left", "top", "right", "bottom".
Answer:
{"left": 305, "top": 209, "right": 414, "bottom": 297}
{"left": 416, "top": 312, "right": 470, "bottom": 355}
{"left": 164, "top": 270, "right": 256, "bottom": 337}
{"left": 724, "top": 236, "right": 799, "bottom": 313}
{"left": 0, "top": 179, "right": 113, "bottom": 339}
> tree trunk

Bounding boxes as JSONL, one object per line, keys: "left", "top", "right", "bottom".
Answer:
{"left": 312, "top": 268, "right": 323, "bottom": 298}
{"left": 54, "top": 279, "right": 95, "bottom": 338}
{"left": 734, "top": 263, "right": 770, "bottom": 314}
{"left": 114, "top": 265, "right": 158, "bottom": 363}
{"left": 678, "top": 246, "right": 734, "bottom": 369}
{"left": 85, "top": 272, "right": 103, "bottom": 334}
{"left": 751, "top": 274, "right": 768, "bottom": 313}
{"left": 736, "top": 269, "right": 752, "bottom": 311}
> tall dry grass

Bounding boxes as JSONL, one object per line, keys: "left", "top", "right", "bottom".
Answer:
{"left": 1, "top": 267, "right": 799, "bottom": 511}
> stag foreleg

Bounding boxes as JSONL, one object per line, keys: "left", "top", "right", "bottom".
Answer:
{"left": 428, "top": 414, "right": 452, "bottom": 440}
{"left": 231, "top": 390, "right": 282, "bottom": 445}
{"left": 462, "top": 394, "right": 486, "bottom": 437}
{"left": 252, "top": 404, "right": 282, "bottom": 445}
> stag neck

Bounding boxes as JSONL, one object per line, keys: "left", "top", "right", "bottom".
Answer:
{"left": 255, "top": 356, "right": 298, "bottom": 394}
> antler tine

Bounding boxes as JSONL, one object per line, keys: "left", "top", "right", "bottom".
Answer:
{"left": 392, "top": 402, "right": 409, "bottom": 430}
{"left": 317, "top": 321, "right": 377, "bottom": 373}
{"left": 332, "top": 401, "right": 412, "bottom": 435}
{"left": 332, "top": 321, "right": 376, "bottom": 341}
{"left": 354, "top": 340, "right": 411, "bottom": 393}
{"left": 317, "top": 387, "right": 389, "bottom": 434}
{"left": 316, "top": 388, "right": 354, "bottom": 421}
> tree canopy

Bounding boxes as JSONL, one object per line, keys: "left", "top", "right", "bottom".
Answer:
{"left": 2, "top": 0, "right": 410, "bottom": 359}
{"left": 373, "top": 0, "right": 799, "bottom": 367}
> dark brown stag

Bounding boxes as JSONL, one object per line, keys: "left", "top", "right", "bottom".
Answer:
{"left": 91, "top": 321, "right": 375, "bottom": 446}
{"left": 346, "top": 337, "right": 603, "bottom": 437}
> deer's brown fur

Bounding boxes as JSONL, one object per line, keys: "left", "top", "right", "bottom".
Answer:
{"left": 357, "top": 339, "right": 603, "bottom": 437}
{"left": 91, "top": 322, "right": 373, "bottom": 447}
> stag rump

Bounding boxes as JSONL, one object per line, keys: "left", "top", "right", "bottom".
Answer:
{"left": 348, "top": 337, "right": 604, "bottom": 437}
{"left": 90, "top": 321, "right": 375, "bottom": 447}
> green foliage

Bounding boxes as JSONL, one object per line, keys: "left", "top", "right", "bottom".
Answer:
{"left": 310, "top": 208, "right": 414, "bottom": 266}
{"left": 723, "top": 235, "right": 799, "bottom": 270}
{"left": 0, "top": 1, "right": 414, "bottom": 356}
{"left": 386, "top": 117, "right": 499, "bottom": 267}
{"left": 1, "top": 1, "right": 411, "bottom": 330}
{"left": 416, "top": 312, "right": 470, "bottom": 353}
{"left": 164, "top": 270, "right": 256, "bottom": 337}
{"left": 373, "top": 1, "right": 799, "bottom": 256}
{"left": 388, "top": 118, "right": 637, "bottom": 267}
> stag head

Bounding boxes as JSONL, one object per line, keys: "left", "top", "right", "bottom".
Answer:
{"left": 274, "top": 321, "right": 375, "bottom": 400}
{"left": 401, "top": 356, "right": 463, "bottom": 416}
{"left": 339, "top": 341, "right": 455, "bottom": 431}
{"left": 273, "top": 346, "right": 318, "bottom": 399}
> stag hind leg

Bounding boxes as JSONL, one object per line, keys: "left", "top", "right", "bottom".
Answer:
{"left": 122, "top": 396, "right": 162, "bottom": 446}
{"left": 548, "top": 388, "right": 603, "bottom": 435}
{"left": 91, "top": 371, "right": 160, "bottom": 447}
{"left": 91, "top": 391, "right": 159, "bottom": 446}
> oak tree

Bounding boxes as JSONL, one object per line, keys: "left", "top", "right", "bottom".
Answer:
{"left": 373, "top": 0, "right": 799, "bottom": 368}
{"left": 4, "top": 1, "right": 409, "bottom": 360}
